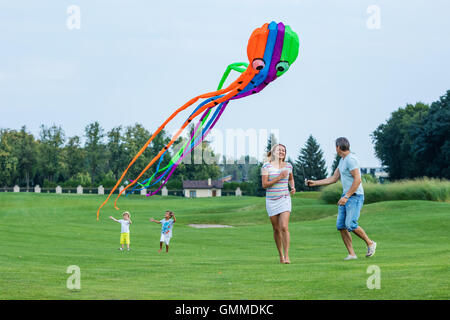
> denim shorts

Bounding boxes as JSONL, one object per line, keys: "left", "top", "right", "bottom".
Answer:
{"left": 336, "top": 194, "right": 364, "bottom": 232}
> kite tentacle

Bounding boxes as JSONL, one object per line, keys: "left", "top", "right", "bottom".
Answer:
{"left": 95, "top": 73, "right": 253, "bottom": 219}
{"left": 146, "top": 101, "right": 229, "bottom": 197}
{"left": 124, "top": 63, "right": 247, "bottom": 197}
{"left": 112, "top": 70, "right": 257, "bottom": 211}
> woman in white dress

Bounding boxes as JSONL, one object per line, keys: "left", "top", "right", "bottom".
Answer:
{"left": 261, "top": 144, "right": 296, "bottom": 264}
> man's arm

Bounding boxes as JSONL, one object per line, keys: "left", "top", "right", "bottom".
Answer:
{"left": 150, "top": 218, "right": 161, "bottom": 224}
{"left": 307, "top": 168, "right": 340, "bottom": 187}
{"left": 337, "top": 168, "right": 362, "bottom": 205}
{"left": 172, "top": 214, "right": 176, "bottom": 223}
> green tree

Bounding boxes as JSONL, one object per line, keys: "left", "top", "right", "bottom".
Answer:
{"left": 106, "top": 126, "right": 127, "bottom": 180}
{"left": 63, "top": 135, "right": 86, "bottom": 180}
{"left": 176, "top": 125, "right": 221, "bottom": 181}
{"left": 372, "top": 102, "right": 429, "bottom": 180}
{"left": 411, "top": 90, "right": 450, "bottom": 178}
{"left": 37, "top": 124, "right": 65, "bottom": 183}
{"left": 85, "top": 121, "right": 106, "bottom": 184}
{"left": 331, "top": 153, "right": 341, "bottom": 174}
{"left": 16, "top": 126, "right": 38, "bottom": 188}
{"left": 0, "top": 129, "right": 19, "bottom": 186}
{"left": 265, "top": 133, "right": 278, "bottom": 153}
{"left": 294, "top": 135, "right": 327, "bottom": 191}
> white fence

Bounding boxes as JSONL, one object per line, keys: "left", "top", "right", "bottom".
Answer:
{"left": 3, "top": 185, "right": 243, "bottom": 196}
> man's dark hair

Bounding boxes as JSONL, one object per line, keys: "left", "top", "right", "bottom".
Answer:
{"left": 335, "top": 137, "right": 350, "bottom": 151}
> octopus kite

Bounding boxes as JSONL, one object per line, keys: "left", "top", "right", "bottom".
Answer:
{"left": 97, "top": 21, "right": 299, "bottom": 219}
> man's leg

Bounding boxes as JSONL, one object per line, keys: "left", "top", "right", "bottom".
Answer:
{"left": 346, "top": 195, "right": 375, "bottom": 255}
{"left": 339, "top": 229, "right": 356, "bottom": 256}
{"left": 337, "top": 204, "right": 356, "bottom": 256}
{"left": 270, "top": 215, "right": 284, "bottom": 263}
{"left": 353, "top": 226, "right": 373, "bottom": 247}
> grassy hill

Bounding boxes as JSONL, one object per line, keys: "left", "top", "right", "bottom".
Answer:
{"left": 0, "top": 193, "right": 448, "bottom": 299}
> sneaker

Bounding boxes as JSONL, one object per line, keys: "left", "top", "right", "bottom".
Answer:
{"left": 344, "top": 254, "right": 357, "bottom": 261}
{"left": 366, "top": 241, "right": 377, "bottom": 257}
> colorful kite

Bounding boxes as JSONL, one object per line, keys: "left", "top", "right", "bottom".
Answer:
{"left": 97, "top": 21, "right": 299, "bottom": 219}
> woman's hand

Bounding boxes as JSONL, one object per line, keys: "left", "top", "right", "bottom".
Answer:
{"left": 290, "top": 187, "right": 296, "bottom": 195}
{"left": 278, "top": 170, "right": 288, "bottom": 180}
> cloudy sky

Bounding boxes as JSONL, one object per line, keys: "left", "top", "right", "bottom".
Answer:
{"left": 1, "top": 0, "right": 449, "bottom": 171}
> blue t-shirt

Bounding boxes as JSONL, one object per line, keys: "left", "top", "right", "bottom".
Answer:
{"left": 338, "top": 153, "right": 364, "bottom": 195}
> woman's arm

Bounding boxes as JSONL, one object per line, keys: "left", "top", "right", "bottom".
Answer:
{"left": 172, "top": 214, "right": 176, "bottom": 223}
{"left": 289, "top": 171, "right": 296, "bottom": 194}
{"left": 261, "top": 170, "right": 287, "bottom": 189}
{"left": 150, "top": 218, "right": 161, "bottom": 224}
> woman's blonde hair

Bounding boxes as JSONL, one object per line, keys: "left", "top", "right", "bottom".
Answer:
{"left": 266, "top": 144, "right": 287, "bottom": 162}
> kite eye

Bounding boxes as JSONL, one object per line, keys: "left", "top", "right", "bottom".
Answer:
{"left": 252, "top": 58, "right": 265, "bottom": 71}
{"left": 276, "top": 61, "right": 290, "bottom": 73}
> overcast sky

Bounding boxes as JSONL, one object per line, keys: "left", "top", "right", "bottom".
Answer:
{"left": 1, "top": 0, "right": 449, "bottom": 172}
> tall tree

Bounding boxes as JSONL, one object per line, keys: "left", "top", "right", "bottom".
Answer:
{"left": 16, "top": 126, "right": 38, "bottom": 188}
{"left": 411, "top": 90, "right": 450, "bottom": 178}
{"left": 0, "top": 129, "right": 19, "bottom": 186}
{"left": 37, "top": 124, "right": 65, "bottom": 183}
{"left": 294, "top": 135, "right": 327, "bottom": 191}
{"left": 107, "top": 126, "right": 126, "bottom": 179}
{"left": 63, "top": 135, "right": 86, "bottom": 179}
{"left": 85, "top": 121, "right": 106, "bottom": 184}
{"left": 372, "top": 102, "right": 429, "bottom": 180}
{"left": 331, "top": 153, "right": 341, "bottom": 174}
{"left": 265, "top": 132, "right": 278, "bottom": 153}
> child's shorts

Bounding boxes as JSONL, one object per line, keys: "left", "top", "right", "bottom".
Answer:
{"left": 120, "top": 232, "right": 130, "bottom": 245}
{"left": 160, "top": 234, "right": 171, "bottom": 245}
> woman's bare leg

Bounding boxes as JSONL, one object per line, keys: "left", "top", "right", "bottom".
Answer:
{"left": 270, "top": 215, "right": 284, "bottom": 263}
{"left": 279, "top": 211, "right": 291, "bottom": 263}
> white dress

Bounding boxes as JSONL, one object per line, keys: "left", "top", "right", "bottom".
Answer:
{"left": 261, "top": 162, "right": 293, "bottom": 217}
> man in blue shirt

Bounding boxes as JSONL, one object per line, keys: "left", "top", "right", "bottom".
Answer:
{"left": 307, "top": 137, "right": 377, "bottom": 260}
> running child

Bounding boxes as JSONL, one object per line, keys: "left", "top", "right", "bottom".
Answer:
{"left": 150, "top": 211, "right": 176, "bottom": 253}
{"left": 109, "top": 212, "right": 132, "bottom": 251}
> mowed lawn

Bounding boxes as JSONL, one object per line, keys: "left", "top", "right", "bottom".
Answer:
{"left": 0, "top": 192, "right": 448, "bottom": 299}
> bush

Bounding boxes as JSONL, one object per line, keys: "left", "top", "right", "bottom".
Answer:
{"left": 62, "top": 172, "right": 92, "bottom": 187}
{"left": 320, "top": 178, "right": 450, "bottom": 204}
{"left": 99, "top": 171, "right": 116, "bottom": 188}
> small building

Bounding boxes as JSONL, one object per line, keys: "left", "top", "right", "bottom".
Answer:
{"left": 360, "top": 167, "right": 389, "bottom": 181}
{"left": 182, "top": 178, "right": 223, "bottom": 198}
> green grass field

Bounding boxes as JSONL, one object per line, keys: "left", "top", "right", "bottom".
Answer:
{"left": 0, "top": 192, "right": 449, "bottom": 299}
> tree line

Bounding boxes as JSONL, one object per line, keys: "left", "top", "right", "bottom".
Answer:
{"left": 0, "top": 123, "right": 330, "bottom": 194}
{"left": 0, "top": 122, "right": 220, "bottom": 189}
{"left": 4, "top": 89, "right": 445, "bottom": 193}
{"left": 372, "top": 90, "right": 449, "bottom": 180}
